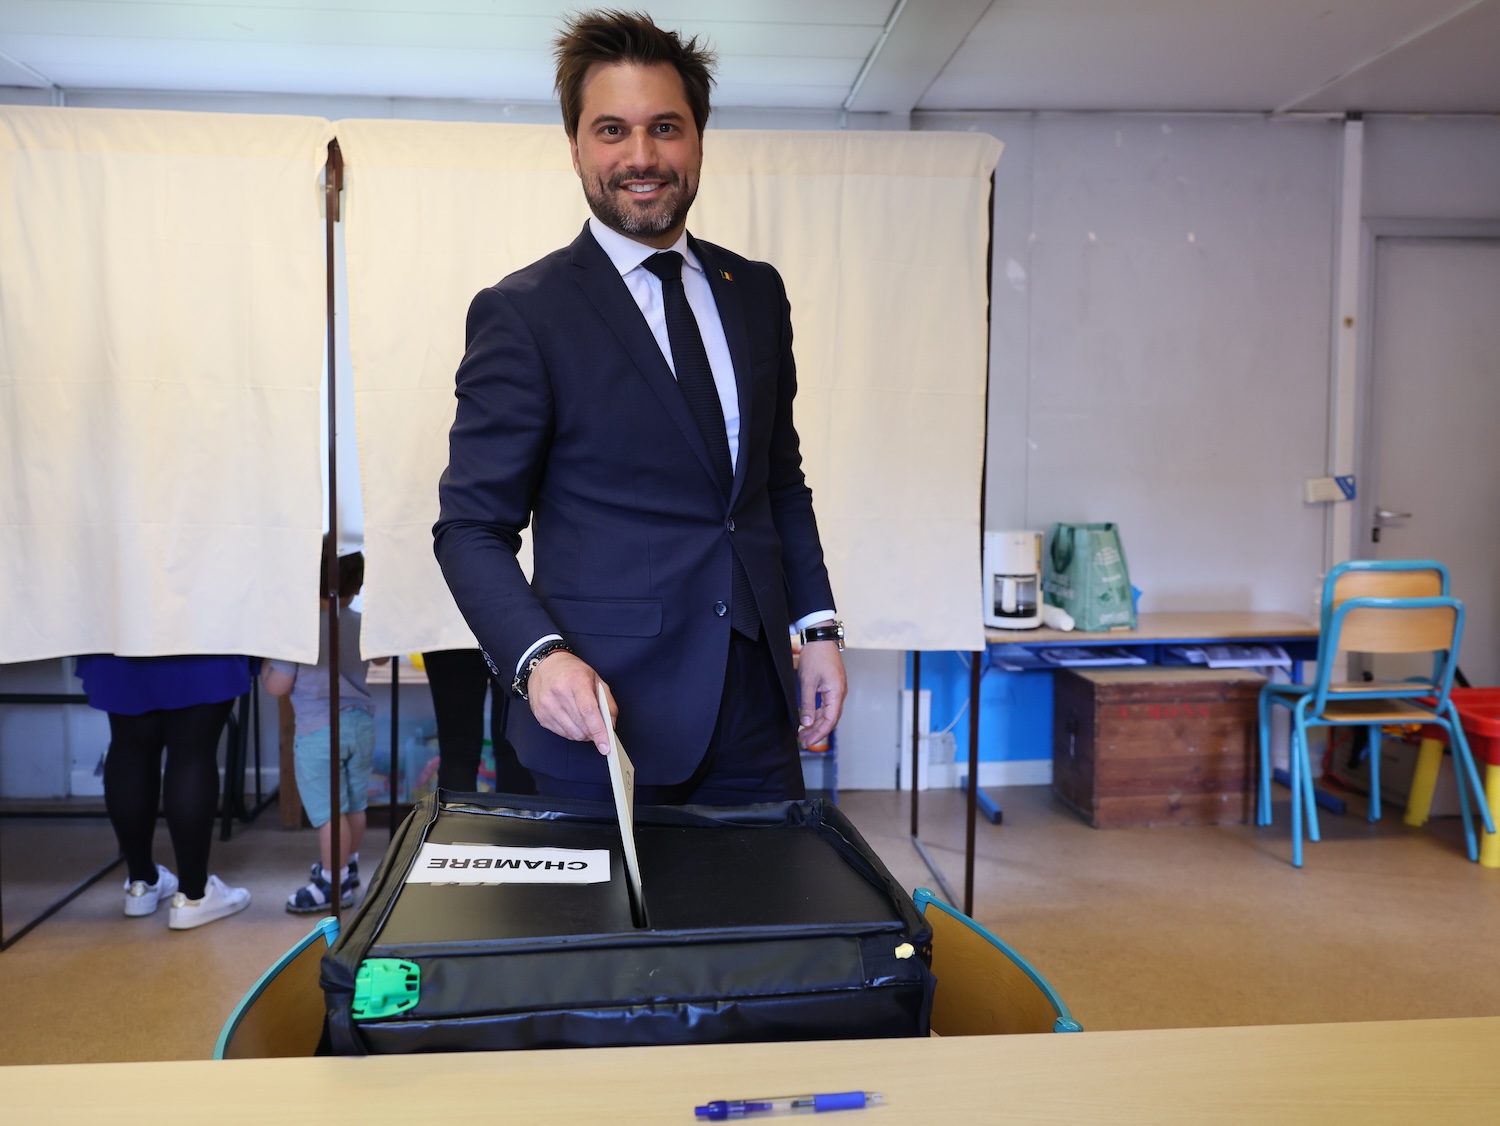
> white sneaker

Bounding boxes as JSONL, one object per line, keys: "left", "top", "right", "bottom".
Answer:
{"left": 123, "top": 865, "right": 179, "bottom": 917}
{"left": 168, "top": 875, "right": 251, "bottom": 930}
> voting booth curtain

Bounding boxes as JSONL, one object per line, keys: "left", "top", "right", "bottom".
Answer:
{"left": 338, "top": 122, "right": 1000, "bottom": 658}
{"left": 0, "top": 107, "right": 333, "bottom": 664}
{"left": 2, "top": 107, "right": 997, "bottom": 663}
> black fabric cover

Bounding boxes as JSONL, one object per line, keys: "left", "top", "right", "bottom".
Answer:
{"left": 322, "top": 792, "right": 933, "bottom": 1054}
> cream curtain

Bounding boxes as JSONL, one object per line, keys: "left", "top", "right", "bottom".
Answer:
{"left": 695, "top": 130, "right": 1000, "bottom": 652}
{"left": 328, "top": 122, "right": 998, "bottom": 658}
{"left": 0, "top": 107, "right": 334, "bottom": 663}
{"left": 334, "top": 121, "right": 586, "bottom": 660}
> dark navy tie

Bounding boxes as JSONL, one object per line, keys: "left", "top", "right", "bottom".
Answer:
{"left": 642, "top": 251, "right": 759, "bottom": 639}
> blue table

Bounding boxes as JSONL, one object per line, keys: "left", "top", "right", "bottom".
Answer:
{"left": 910, "top": 612, "right": 1321, "bottom": 912}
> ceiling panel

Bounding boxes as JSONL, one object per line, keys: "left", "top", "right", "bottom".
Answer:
{"left": 0, "top": 37, "right": 557, "bottom": 98}
{"left": 0, "top": 49, "right": 47, "bottom": 87}
{"left": 1287, "top": 0, "right": 1500, "bottom": 112}
{"left": 0, "top": 0, "right": 892, "bottom": 27}
{"left": 920, "top": 0, "right": 1498, "bottom": 113}
{"left": 0, "top": 5, "right": 879, "bottom": 56}
{"left": 0, "top": 0, "right": 882, "bottom": 105}
{"left": 0, "top": 0, "right": 1497, "bottom": 114}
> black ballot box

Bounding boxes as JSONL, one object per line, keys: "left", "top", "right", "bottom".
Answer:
{"left": 322, "top": 792, "right": 934, "bottom": 1054}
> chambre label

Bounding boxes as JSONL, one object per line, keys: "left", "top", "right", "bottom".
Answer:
{"left": 406, "top": 843, "right": 611, "bottom": 885}
{"left": 426, "top": 857, "right": 588, "bottom": 870}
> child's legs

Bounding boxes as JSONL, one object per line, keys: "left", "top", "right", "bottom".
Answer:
{"left": 345, "top": 811, "right": 367, "bottom": 859}
{"left": 316, "top": 813, "right": 367, "bottom": 872}
{"left": 340, "top": 710, "right": 376, "bottom": 861}
{"left": 297, "top": 712, "right": 374, "bottom": 873}
{"left": 292, "top": 726, "right": 334, "bottom": 839}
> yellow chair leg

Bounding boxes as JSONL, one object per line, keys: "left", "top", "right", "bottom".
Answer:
{"left": 1481, "top": 765, "right": 1500, "bottom": 870}
{"left": 1404, "top": 737, "right": 1445, "bottom": 828}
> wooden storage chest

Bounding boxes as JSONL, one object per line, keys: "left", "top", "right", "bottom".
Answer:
{"left": 1052, "top": 667, "right": 1263, "bottom": 829}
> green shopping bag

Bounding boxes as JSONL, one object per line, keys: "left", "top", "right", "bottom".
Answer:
{"left": 1043, "top": 523, "right": 1137, "bottom": 632}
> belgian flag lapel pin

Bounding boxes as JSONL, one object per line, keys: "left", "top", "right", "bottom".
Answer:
{"left": 720, "top": 269, "right": 733, "bottom": 281}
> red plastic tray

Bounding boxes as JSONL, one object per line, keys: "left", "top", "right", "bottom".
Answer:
{"left": 1419, "top": 688, "right": 1500, "bottom": 765}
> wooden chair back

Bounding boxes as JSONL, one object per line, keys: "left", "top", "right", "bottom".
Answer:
{"left": 1313, "top": 595, "right": 1465, "bottom": 717}
{"left": 1318, "top": 561, "right": 1458, "bottom": 685}
{"left": 1336, "top": 602, "right": 1459, "bottom": 656}
{"left": 917, "top": 889, "right": 1079, "bottom": 1036}
{"left": 1330, "top": 567, "right": 1443, "bottom": 605}
{"left": 216, "top": 917, "right": 337, "bottom": 1059}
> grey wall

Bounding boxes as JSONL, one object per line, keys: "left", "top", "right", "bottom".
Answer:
{"left": 1364, "top": 116, "right": 1500, "bottom": 219}
{"left": 920, "top": 110, "right": 1341, "bottom": 616}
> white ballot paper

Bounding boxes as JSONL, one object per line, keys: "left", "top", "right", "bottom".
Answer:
{"left": 406, "top": 843, "right": 609, "bottom": 884}
{"left": 600, "top": 680, "right": 646, "bottom": 923}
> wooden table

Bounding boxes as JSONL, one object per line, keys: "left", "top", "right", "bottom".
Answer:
{"left": 987, "top": 611, "right": 1321, "bottom": 675}
{"left": 5, "top": 1016, "right": 1497, "bottom": 1123}
{"left": 911, "top": 612, "right": 1322, "bottom": 911}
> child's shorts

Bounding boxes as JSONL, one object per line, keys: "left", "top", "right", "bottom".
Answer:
{"left": 293, "top": 708, "right": 376, "bottom": 828}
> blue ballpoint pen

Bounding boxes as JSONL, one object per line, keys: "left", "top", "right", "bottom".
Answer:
{"left": 695, "top": 1092, "right": 885, "bottom": 1119}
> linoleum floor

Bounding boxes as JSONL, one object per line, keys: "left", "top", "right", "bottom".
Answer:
{"left": 1, "top": 784, "right": 1497, "bottom": 1064}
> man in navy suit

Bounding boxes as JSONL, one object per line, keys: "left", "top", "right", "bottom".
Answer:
{"left": 434, "top": 10, "right": 846, "bottom": 804}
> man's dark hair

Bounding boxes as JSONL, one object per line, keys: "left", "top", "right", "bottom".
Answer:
{"left": 554, "top": 9, "right": 716, "bottom": 138}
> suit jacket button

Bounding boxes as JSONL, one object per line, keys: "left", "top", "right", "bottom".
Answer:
{"left": 726, "top": 519, "right": 736, "bottom": 532}
{"left": 714, "top": 601, "right": 728, "bottom": 617}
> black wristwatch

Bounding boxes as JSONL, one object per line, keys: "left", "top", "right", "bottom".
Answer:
{"left": 511, "top": 640, "right": 572, "bottom": 701}
{"left": 800, "top": 621, "right": 845, "bottom": 650}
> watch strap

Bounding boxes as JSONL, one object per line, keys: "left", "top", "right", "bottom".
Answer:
{"left": 511, "top": 639, "right": 572, "bottom": 701}
{"left": 800, "top": 621, "right": 845, "bottom": 650}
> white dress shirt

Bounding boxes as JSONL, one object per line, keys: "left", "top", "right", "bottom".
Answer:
{"left": 588, "top": 216, "right": 741, "bottom": 467}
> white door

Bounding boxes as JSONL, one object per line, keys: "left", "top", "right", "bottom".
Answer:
{"left": 1366, "top": 236, "right": 1500, "bottom": 686}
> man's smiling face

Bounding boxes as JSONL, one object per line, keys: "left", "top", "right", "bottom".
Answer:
{"left": 569, "top": 61, "right": 703, "bottom": 249}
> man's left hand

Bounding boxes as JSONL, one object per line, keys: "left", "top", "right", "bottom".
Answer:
{"left": 796, "top": 641, "right": 847, "bottom": 749}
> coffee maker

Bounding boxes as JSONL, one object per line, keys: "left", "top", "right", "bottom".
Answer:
{"left": 982, "top": 530, "right": 1042, "bottom": 629}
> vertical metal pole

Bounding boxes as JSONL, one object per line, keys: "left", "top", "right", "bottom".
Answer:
{"left": 909, "top": 650, "right": 957, "bottom": 907}
{"left": 909, "top": 651, "right": 921, "bottom": 836}
{"left": 251, "top": 676, "right": 262, "bottom": 807}
{"left": 0, "top": 769, "right": 6, "bottom": 943}
{"left": 965, "top": 653, "right": 981, "bottom": 915}
{"left": 390, "top": 654, "right": 400, "bottom": 836}
{"left": 964, "top": 171, "right": 996, "bottom": 917}
{"left": 324, "top": 139, "right": 344, "bottom": 919}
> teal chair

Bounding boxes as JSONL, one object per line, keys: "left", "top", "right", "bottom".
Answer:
{"left": 914, "top": 888, "right": 1081, "bottom": 1035}
{"left": 215, "top": 916, "right": 338, "bottom": 1059}
{"left": 1256, "top": 560, "right": 1493, "bottom": 867}
{"left": 1258, "top": 560, "right": 1451, "bottom": 833}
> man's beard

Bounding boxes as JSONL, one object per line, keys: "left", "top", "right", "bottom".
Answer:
{"left": 582, "top": 168, "right": 697, "bottom": 239}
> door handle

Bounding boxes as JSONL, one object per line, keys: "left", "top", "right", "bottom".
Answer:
{"left": 1375, "top": 508, "right": 1412, "bottom": 522}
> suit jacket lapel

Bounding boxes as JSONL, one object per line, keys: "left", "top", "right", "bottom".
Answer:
{"left": 566, "top": 225, "right": 721, "bottom": 490}
{"left": 692, "top": 236, "right": 753, "bottom": 506}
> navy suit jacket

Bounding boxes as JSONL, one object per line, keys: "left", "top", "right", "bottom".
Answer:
{"left": 433, "top": 224, "right": 835, "bottom": 786}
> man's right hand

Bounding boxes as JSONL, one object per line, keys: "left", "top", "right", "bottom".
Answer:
{"left": 525, "top": 650, "right": 617, "bottom": 756}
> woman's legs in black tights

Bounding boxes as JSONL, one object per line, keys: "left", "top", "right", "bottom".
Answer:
{"left": 104, "top": 700, "right": 232, "bottom": 899}
{"left": 425, "top": 649, "right": 489, "bottom": 792}
{"left": 425, "top": 648, "right": 536, "bottom": 796}
{"left": 104, "top": 711, "right": 168, "bottom": 886}
{"left": 161, "top": 700, "right": 232, "bottom": 899}
{"left": 488, "top": 689, "right": 536, "bottom": 796}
